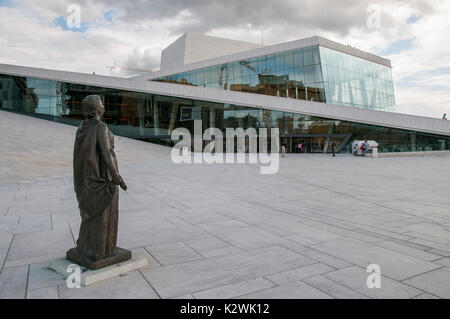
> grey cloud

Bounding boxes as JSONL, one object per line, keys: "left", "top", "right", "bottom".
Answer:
{"left": 100, "top": 0, "right": 437, "bottom": 36}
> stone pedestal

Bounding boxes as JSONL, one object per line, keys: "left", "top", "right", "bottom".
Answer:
{"left": 49, "top": 255, "right": 148, "bottom": 287}
{"left": 66, "top": 247, "right": 131, "bottom": 270}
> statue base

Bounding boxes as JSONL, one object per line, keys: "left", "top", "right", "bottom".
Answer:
{"left": 66, "top": 247, "right": 132, "bottom": 270}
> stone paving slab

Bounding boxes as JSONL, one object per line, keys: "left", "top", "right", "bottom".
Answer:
{"left": 192, "top": 277, "right": 275, "bottom": 299}
{"left": 141, "top": 246, "right": 316, "bottom": 298}
{"left": 27, "top": 287, "right": 59, "bottom": 299}
{"left": 303, "top": 275, "right": 369, "bottom": 299}
{"left": 264, "top": 263, "right": 335, "bottom": 285}
{"left": 6, "top": 229, "right": 74, "bottom": 263}
{"left": 1, "top": 111, "right": 450, "bottom": 299}
{"left": 0, "top": 265, "right": 29, "bottom": 299}
{"left": 58, "top": 271, "right": 160, "bottom": 299}
{"left": 145, "top": 242, "right": 203, "bottom": 265}
{"left": 323, "top": 266, "right": 423, "bottom": 299}
{"left": 238, "top": 281, "right": 333, "bottom": 299}
{"left": 311, "top": 238, "right": 441, "bottom": 281}
{"left": 402, "top": 267, "right": 450, "bottom": 299}
{"left": 196, "top": 220, "right": 287, "bottom": 250}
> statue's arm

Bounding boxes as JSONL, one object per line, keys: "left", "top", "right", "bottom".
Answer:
{"left": 97, "top": 123, "right": 123, "bottom": 185}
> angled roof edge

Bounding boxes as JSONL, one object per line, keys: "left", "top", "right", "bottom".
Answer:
{"left": 1, "top": 63, "right": 448, "bottom": 137}
{"left": 133, "top": 35, "right": 391, "bottom": 81}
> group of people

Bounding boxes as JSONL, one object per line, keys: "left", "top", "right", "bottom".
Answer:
{"left": 280, "top": 142, "right": 338, "bottom": 157}
{"left": 354, "top": 140, "right": 370, "bottom": 156}
{"left": 281, "top": 140, "right": 372, "bottom": 157}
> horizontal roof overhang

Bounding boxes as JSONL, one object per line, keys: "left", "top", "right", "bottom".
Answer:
{"left": 133, "top": 36, "right": 392, "bottom": 81}
{"left": 1, "top": 63, "right": 449, "bottom": 137}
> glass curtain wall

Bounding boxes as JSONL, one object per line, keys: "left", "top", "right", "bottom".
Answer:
{"left": 319, "top": 46, "right": 395, "bottom": 111}
{"left": 153, "top": 45, "right": 396, "bottom": 112}
{"left": 154, "top": 46, "right": 326, "bottom": 103}
{"left": 1, "top": 74, "right": 448, "bottom": 153}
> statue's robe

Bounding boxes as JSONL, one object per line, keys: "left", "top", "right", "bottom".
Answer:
{"left": 73, "top": 119, "right": 122, "bottom": 260}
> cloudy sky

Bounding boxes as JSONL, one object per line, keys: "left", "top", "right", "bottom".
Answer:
{"left": 0, "top": 0, "right": 449, "bottom": 118}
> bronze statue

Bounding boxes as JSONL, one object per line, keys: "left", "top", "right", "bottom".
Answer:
{"left": 67, "top": 95, "right": 131, "bottom": 269}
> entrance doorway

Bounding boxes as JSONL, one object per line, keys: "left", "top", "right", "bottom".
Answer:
{"left": 281, "top": 134, "right": 351, "bottom": 153}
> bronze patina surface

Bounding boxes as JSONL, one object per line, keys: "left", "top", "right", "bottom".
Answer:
{"left": 67, "top": 95, "right": 130, "bottom": 270}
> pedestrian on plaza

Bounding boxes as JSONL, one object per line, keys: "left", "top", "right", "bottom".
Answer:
{"left": 331, "top": 143, "right": 336, "bottom": 157}
{"left": 363, "top": 140, "right": 369, "bottom": 155}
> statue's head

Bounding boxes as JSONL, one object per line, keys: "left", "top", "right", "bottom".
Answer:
{"left": 82, "top": 95, "right": 104, "bottom": 119}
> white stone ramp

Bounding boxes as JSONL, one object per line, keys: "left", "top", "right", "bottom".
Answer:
{"left": 1, "top": 111, "right": 450, "bottom": 299}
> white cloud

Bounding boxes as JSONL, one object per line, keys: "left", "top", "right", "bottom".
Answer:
{"left": 0, "top": 0, "right": 448, "bottom": 118}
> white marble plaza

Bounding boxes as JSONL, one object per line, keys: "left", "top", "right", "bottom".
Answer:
{"left": 0, "top": 110, "right": 449, "bottom": 299}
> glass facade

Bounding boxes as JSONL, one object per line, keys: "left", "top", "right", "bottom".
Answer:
{"left": 319, "top": 47, "right": 395, "bottom": 111}
{"left": 154, "top": 46, "right": 327, "bottom": 104}
{"left": 153, "top": 45, "right": 396, "bottom": 112}
{"left": 1, "top": 73, "right": 448, "bottom": 153}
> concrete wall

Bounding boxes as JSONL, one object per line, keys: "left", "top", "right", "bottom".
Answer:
{"left": 160, "top": 34, "right": 187, "bottom": 72}
{"left": 160, "top": 33, "right": 263, "bottom": 72}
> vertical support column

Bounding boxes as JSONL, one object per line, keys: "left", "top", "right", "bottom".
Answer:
{"left": 323, "top": 138, "right": 330, "bottom": 153}
{"left": 210, "top": 106, "right": 216, "bottom": 128}
{"left": 169, "top": 102, "right": 178, "bottom": 132}
{"left": 152, "top": 96, "right": 159, "bottom": 136}
{"left": 411, "top": 132, "right": 416, "bottom": 151}
{"left": 137, "top": 94, "right": 145, "bottom": 137}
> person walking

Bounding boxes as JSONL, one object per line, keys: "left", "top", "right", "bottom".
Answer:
{"left": 331, "top": 142, "right": 336, "bottom": 157}
{"left": 363, "top": 140, "right": 369, "bottom": 155}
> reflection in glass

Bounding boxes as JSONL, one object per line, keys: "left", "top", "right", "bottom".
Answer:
{"left": 0, "top": 74, "right": 446, "bottom": 153}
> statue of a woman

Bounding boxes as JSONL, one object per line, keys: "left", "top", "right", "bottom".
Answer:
{"left": 67, "top": 95, "right": 131, "bottom": 269}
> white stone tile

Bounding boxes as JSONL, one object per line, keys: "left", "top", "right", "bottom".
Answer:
{"left": 59, "top": 271, "right": 159, "bottom": 299}
{"left": 6, "top": 229, "right": 74, "bottom": 262}
{"left": 197, "top": 220, "right": 286, "bottom": 250}
{"left": 434, "top": 258, "right": 450, "bottom": 267}
{"left": 193, "top": 277, "right": 275, "bottom": 299}
{"left": 141, "top": 246, "right": 315, "bottom": 298}
{"left": 403, "top": 267, "right": 450, "bottom": 298}
{"left": 27, "top": 287, "right": 59, "bottom": 299}
{"left": 238, "top": 281, "right": 333, "bottom": 299}
{"left": 28, "top": 262, "right": 66, "bottom": 290}
{"left": 265, "top": 263, "right": 335, "bottom": 285}
{"left": 324, "top": 266, "right": 422, "bottom": 299}
{"left": 0, "top": 265, "right": 29, "bottom": 299}
{"left": 280, "top": 241, "right": 352, "bottom": 269}
{"left": 311, "top": 238, "right": 440, "bottom": 280}
{"left": 145, "top": 242, "right": 203, "bottom": 265}
{"left": 372, "top": 240, "right": 442, "bottom": 261}
{"left": 304, "top": 275, "right": 369, "bottom": 299}
{"left": 200, "top": 246, "right": 242, "bottom": 258}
